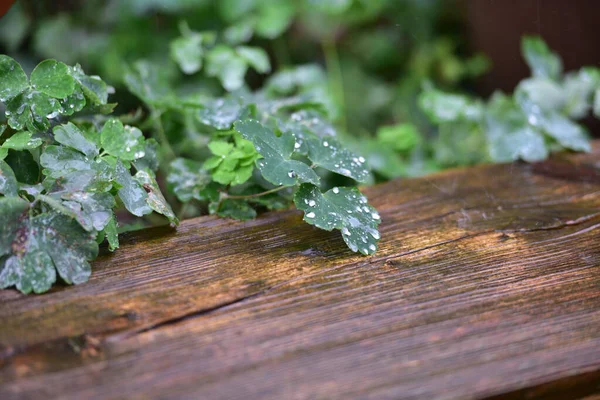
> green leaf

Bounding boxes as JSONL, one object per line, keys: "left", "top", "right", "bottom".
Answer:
{"left": 0, "top": 197, "right": 29, "bottom": 256}
{"left": 57, "top": 192, "right": 116, "bottom": 232}
{"left": 103, "top": 213, "right": 119, "bottom": 251}
{"left": 541, "top": 114, "right": 591, "bottom": 152}
{"left": 170, "top": 34, "right": 204, "bottom": 75}
{"left": 40, "top": 145, "right": 91, "bottom": 175}
{"left": 69, "top": 64, "right": 109, "bottom": 105}
{"left": 167, "top": 158, "right": 212, "bottom": 202}
{"left": 132, "top": 138, "right": 159, "bottom": 172}
{"left": 134, "top": 169, "right": 178, "bottom": 224}
{"left": 521, "top": 36, "right": 562, "bottom": 81}
{"left": 5, "top": 90, "right": 62, "bottom": 132}
{"left": 197, "top": 96, "right": 250, "bottom": 130}
{"left": 124, "top": 60, "right": 173, "bottom": 106}
{"left": 30, "top": 59, "right": 76, "bottom": 99}
{"left": 54, "top": 122, "right": 99, "bottom": 157}
{"left": 235, "top": 119, "right": 319, "bottom": 186}
{"left": 419, "top": 88, "right": 483, "bottom": 124}
{"left": 1, "top": 131, "right": 43, "bottom": 150}
{"left": 488, "top": 126, "right": 548, "bottom": 162}
{"left": 294, "top": 183, "right": 381, "bottom": 255}
{"left": 254, "top": 0, "right": 295, "bottom": 39}
{"left": 376, "top": 124, "right": 421, "bottom": 152}
{"left": 595, "top": 88, "right": 600, "bottom": 119}
{"left": 205, "top": 45, "right": 248, "bottom": 91}
{"left": 211, "top": 198, "right": 257, "bottom": 220}
{"left": 101, "top": 119, "right": 146, "bottom": 160}
{"left": 115, "top": 160, "right": 152, "bottom": 217}
{"left": 0, "top": 205, "right": 98, "bottom": 293}
{"left": 0, "top": 160, "right": 18, "bottom": 196}
{"left": 208, "top": 140, "right": 234, "bottom": 156}
{"left": 224, "top": 19, "right": 255, "bottom": 45}
{"left": 305, "top": 136, "right": 370, "bottom": 182}
{"left": 237, "top": 46, "right": 271, "bottom": 74}
{"left": 0, "top": 55, "right": 28, "bottom": 101}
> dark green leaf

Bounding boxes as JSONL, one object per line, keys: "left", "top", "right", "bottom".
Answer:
{"left": 103, "top": 213, "right": 119, "bottom": 251}
{"left": 305, "top": 136, "right": 370, "bottom": 182}
{"left": 6, "top": 150, "right": 39, "bottom": 184}
{"left": 235, "top": 119, "right": 319, "bottom": 186}
{"left": 134, "top": 169, "right": 178, "bottom": 224}
{"left": 0, "top": 160, "right": 18, "bottom": 196}
{"left": 69, "top": 64, "right": 109, "bottom": 105}
{"left": 212, "top": 198, "right": 257, "bottom": 220}
{"left": 54, "top": 122, "right": 98, "bottom": 157}
{"left": 167, "top": 158, "right": 212, "bottom": 202}
{"left": 115, "top": 160, "right": 151, "bottom": 217}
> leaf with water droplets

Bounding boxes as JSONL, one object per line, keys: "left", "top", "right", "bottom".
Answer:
{"left": 0, "top": 160, "right": 18, "bottom": 196}
{"left": 30, "top": 59, "right": 76, "bottom": 99}
{"left": 132, "top": 138, "right": 159, "bottom": 172}
{"left": 294, "top": 183, "right": 381, "bottom": 255}
{"left": 1, "top": 131, "right": 43, "bottom": 150}
{"left": 103, "top": 213, "right": 119, "bottom": 251}
{"left": 197, "top": 96, "right": 251, "bottom": 130}
{"left": 5, "top": 90, "right": 62, "bottom": 132}
{"left": 54, "top": 122, "right": 99, "bottom": 157}
{"left": 305, "top": 136, "right": 370, "bottom": 183}
{"left": 0, "top": 55, "right": 28, "bottom": 102}
{"left": 0, "top": 205, "right": 98, "bottom": 293}
{"left": 45, "top": 191, "right": 116, "bottom": 232}
{"left": 69, "top": 64, "right": 109, "bottom": 106}
{"left": 234, "top": 119, "right": 319, "bottom": 186}
{"left": 419, "top": 88, "right": 484, "bottom": 124}
{"left": 115, "top": 159, "right": 152, "bottom": 217}
{"left": 167, "top": 158, "right": 212, "bottom": 202}
{"left": 134, "top": 169, "right": 178, "bottom": 224}
{"left": 101, "top": 118, "right": 145, "bottom": 161}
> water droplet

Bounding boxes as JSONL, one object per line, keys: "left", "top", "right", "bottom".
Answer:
{"left": 370, "top": 231, "right": 380, "bottom": 240}
{"left": 342, "top": 227, "right": 350, "bottom": 236}
{"left": 288, "top": 170, "right": 296, "bottom": 178}
{"left": 369, "top": 244, "right": 376, "bottom": 251}
{"left": 294, "top": 142, "right": 301, "bottom": 149}
{"left": 126, "top": 147, "right": 131, "bottom": 152}
{"left": 306, "top": 212, "right": 315, "bottom": 218}
{"left": 359, "top": 156, "right": 365, "bottom": 163}
{"left": 372, "top": 213, "right": 380, "bottom": 220}
{"left": 323, "top": 141, "right": 329, "bottom": 147}
{"left": 332, "top": 187, "right": 339, "bottom": 194}
{"left": 308, "top": 200, "right": 316, "bottom": 207}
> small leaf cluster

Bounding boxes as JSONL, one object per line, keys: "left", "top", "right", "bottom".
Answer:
{"left": 0, "top": 56, "right": 175, "bottom": 294}
{"left": 419, "top": 36, "right": 596, "bottom": 164}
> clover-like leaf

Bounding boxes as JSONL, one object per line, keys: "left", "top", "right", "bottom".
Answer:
{"left": 294, "top": 183, "right": 381, "bottom": 255}
{"left": 0, "top": 200, "right": 98, "bottom": 293}
{"left": 235, "top": 119, "right": 319, "bottom": 186}
{"left": 30, "top": 59, "right": 76, "bottom": 99}
{"left": 54, "top": 122, "right": 98, "bottom": 157}
{"left": 170, "top": 33, "right": 204, "bottom": 75}
{"left": 521, "top": 36, "right": 562, "bottom": 81}
{"left": 101, "top": 119, "right": 146, "bottom": 160}
{"left": 1, "top": 131, "right": 43, "bottom": 150}
{"left": 541, "top": 113, "right": 591, "bottom": 152}
{"left": 0, "top": 55, "right": 28, "bottom": 101}
{"left": 124, "top": 60, "right": 173, "bottom": 106}
{"left": 55, "top": 191, "right": 115, "bottom": 232}
{"left": 103, "top": 213, "right": 119, "bottom": 251}
{"left": 5, "top": 150, "right": 39, "bottom": 184}
{"left": 237, "top": 46, "right": 271, "bottom": 74}
{"left": 134, "top": 169, "right": 178, "bottom": 224}
{"left": 305, "top": 136, "right": 370, "bottom": 182}
{"left": 69, "top": 64, "right": 109, "bottom": 106}
{"left": 5, "top": 90, "right": 62, "bottom": 132}
{"left": 205, "top": 45, "right": 248, "bottom": 91}
{"left": 419, "top": 88, "right": 484, "bottom": 124}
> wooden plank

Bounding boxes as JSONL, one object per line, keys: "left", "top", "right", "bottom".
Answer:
{"left": 1, "top": 146, "right": 600, "bottom": 399}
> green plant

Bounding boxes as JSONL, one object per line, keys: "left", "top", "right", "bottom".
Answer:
{"left": 0, "top": 56, "right": 175, "bottom": 293}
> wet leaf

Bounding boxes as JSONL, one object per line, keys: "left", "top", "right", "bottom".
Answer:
{"left": 134, "top": 169, "right": 178, "bottom": 224}
{"left": 0, "top": 55, "right": 28, "bottom": 101}
{"left": 30, "top": 59, "right": 76, "bottom": 99}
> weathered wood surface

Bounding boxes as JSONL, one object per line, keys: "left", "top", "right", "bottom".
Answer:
{"left": 2, "top": 145, "right": 600, "bottom": 399}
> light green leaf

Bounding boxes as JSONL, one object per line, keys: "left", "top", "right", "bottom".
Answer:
{"left": 30, "top": 59, "right": 76, "bottom": 99}
{"left": 488, "top": 126, "right": 548, "bottom": 162}
{"left": 205, "top": 45, "right": 248, "bottom": 91}
{"left": 521, "top": 36, "right": 562, "bottom": 81}
{"left": 101, "top": 119, "right": 146, "bottom": 160}
{"left": 237, "top": 46, "right": 271, "bottom": 73}
{"left": 254, "top": 0, "right": 295, "bottom": 38}
{"left": 208, "top": 140, "right": 234, "bottom": 156}
{"left": 54, "top": 122, "right": 98, "bottom": 157}
{"left": 0, "top": 55, "right": 28, "bottom": 101}
{"left": 170, "top": 34, "right": 204, "bottom": 75}
{"left": 124, "top": 60, "right": 173, "bottom": 106}
{"left": 294, "top": 183, "right": 381, "bottom": 255}
{"left": 235, "top": 119, "right": 319, "bottom": 186}
{"left": 541, "top": 113, "right": 591, "bottom": 152}
{"left": 2, "top": 131, "right": 43, "bottom": 150}
{"left": 115, "top": 159, "right": 152, "bottom": 217}
{"left": 419, "top": 88, "right": 483, "bottom": 123}
{"left": 134, "top": 169, "right": 178, "bottom": 224}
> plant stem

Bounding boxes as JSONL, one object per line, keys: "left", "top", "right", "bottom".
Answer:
{"left": 223, "top": 186, "right": 287, "bottom": 200}
{"left": 322, "top": 36, "right": 347, "bottom": 132}
{"left": 150, "top": 109, "right": 176, "bottom": 162}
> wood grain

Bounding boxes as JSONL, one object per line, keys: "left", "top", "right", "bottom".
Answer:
{"left": 1, "top": 146, "right": 600, "bottom": 399}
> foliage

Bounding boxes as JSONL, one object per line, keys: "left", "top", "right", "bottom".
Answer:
{"left": 419, "top": 36, "right": 596, "bottom": 165}
{"left": 0, "top": 56, "right": 175, "bottom": 293}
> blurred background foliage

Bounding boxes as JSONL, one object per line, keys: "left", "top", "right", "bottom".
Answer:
{"left": 0, "top": 0, "right": 491, "bottom": 180}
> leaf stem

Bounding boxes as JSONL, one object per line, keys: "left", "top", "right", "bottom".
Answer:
{"left": 150, "top": 109, "right": 176, "bottom": 162}
{"left": 322, "top": 35, "right": 347, "bottom": 132}
{"left": 223, "top": 185, "right": 287, "bottom": 200}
